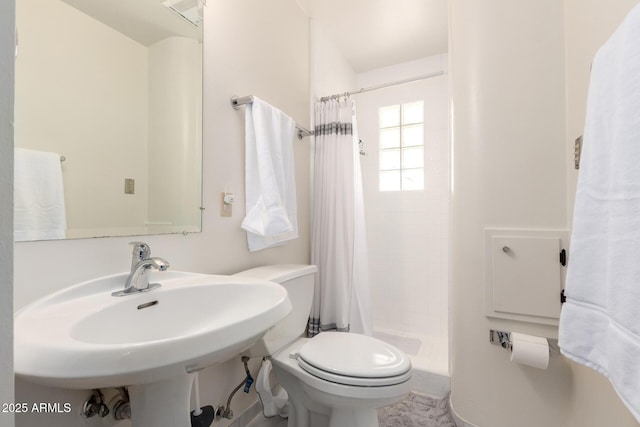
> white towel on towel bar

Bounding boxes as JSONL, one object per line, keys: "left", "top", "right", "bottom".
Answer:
{"left": 14, "top": 148, "right": 67, "bottom": 241}
{"left": 241, "top": 96, "right": 298, "bottom": 251}
{"left": 558, "top": 4, "right": 640, "bottom": 423}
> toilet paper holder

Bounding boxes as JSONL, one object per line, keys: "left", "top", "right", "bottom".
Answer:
{"left": 489, "top": 330, "right": 513, "bottom": 349}
{"left": 489, "top": 329, "right": 558, "bottom": 353}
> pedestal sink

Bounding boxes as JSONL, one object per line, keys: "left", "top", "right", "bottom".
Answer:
{"left": 14, "top": 271, "right": 292, "bottom": 427}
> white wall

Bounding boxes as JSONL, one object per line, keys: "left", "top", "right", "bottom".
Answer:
{"left": 450, "top": 0, "right": 640, "bottom": 426}
{"left": 0, "top": 0, "right": 15, "bottom": 425}
{"left": 15, "top": 0, "right": 149, "bottom": 233}
{"left": 450, "top": 0, "right": 569, "bottom": 425}
{"left": 356, "top": 56, "right": 449, "bottom": 341}
{"left": 13, "top": 0, "right": 310, "bottom": 425}
{"left": 310, "top": 20, "right": 357, "bottom": 101}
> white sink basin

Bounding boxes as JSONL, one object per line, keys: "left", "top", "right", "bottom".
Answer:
{"left": 14, "top": 271, "right": 291, "bottom": 427}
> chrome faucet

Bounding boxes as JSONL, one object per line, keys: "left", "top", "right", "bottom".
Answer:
{"left": 112, "top": 242, "right": 170, "bottom": 297}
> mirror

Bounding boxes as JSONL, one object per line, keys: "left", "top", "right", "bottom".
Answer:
{"left": 14, "top": 0, "right": 203, "bottom": 241}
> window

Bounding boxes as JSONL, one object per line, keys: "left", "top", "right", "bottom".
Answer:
{"left": 378, "top": 101, "right": 424, "bottom": 191}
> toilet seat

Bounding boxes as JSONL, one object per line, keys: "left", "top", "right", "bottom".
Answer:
{"left": 296, "top": 332, "right": 412, "bottom": 387}
{"left": 296, "top": 357, "right": 412, "bottom": 386}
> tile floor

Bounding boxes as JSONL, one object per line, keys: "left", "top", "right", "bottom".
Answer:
{"left": 245, "top": 393, "right": 456, "bottom": 427}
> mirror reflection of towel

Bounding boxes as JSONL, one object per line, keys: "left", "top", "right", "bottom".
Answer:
{"left": 14, "top": 148, "right": 67, "bottom": 241}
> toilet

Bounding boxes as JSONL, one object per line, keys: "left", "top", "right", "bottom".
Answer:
{"left": 234, "top": 264, "right": 412, "bottom": 427}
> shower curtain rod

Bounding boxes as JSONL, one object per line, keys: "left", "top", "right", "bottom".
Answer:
{"left": 230, "top": 95, "right": 314, "bottom": 140}
{"left": 319, "top": 70, "right": 446, "bottom": 102}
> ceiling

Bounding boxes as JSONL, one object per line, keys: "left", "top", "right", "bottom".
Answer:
{"left": 306, "top": 0, "right": 449, "bottom": 73}
{"left": 60, "top": 0, "right": 447, "bottom": 72}
{"left": 61, "top": 0, "right": 201, "bottom": 46}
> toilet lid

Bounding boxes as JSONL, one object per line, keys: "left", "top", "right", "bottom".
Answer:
{"left": 297, "top": 332, "right": 411, "bottom": 386}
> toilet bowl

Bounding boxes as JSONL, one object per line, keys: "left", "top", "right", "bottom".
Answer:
{"left": 234, "top": 265, "right": 412, "bottom": 427}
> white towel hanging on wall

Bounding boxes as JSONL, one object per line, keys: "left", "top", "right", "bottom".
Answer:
{"left": 241, "top": 96, "right": 298, "bottom": 251}
{"left": 558, "top": 4, "right": 640, "bottom": 423}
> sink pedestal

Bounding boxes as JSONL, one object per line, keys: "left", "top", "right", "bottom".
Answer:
{"left": 129, "top": 373, "right": 195, "bottom": 427}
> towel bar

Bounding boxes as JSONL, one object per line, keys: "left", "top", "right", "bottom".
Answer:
{"left": 230, "top": 95, "right": 314, "bottom": 140}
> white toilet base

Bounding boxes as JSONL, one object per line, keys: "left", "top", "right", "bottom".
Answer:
{"left": 328, "top": 408, "right": 379, "bottom": 427}
{"left": 287, "top": 397, "right": 311, "bottom": 427}
{"left": 271, "top": 340, "right": 412, "bottom": 427}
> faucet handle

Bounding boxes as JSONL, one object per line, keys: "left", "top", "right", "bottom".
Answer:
{"left": 129, "top": 242, "right": 151, "bottom": 269}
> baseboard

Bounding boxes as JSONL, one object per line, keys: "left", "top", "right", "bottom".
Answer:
{"left": 228, "top": 399, "right": 262, "bottom": 427}
{"left": 412, "top": 368, "right": 451, "bottom": 398}
{"left": 448, "top": 395, "right": 479, "bottom": 427}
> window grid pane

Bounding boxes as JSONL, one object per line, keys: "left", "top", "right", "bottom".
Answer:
{"left": 402, "top": 147, "right": 424, "bottom": 169}
{"left": 402, "top": 124, "right": 424, "bottom": 147}
{"left": 379, "top": 127, "right": 401, "bottom": 149}
{"left": 402, "top": 168, "right": 424, "bottom": 191}
{"left": 402, "top": 101, "right": 424, "bottom": 125}
{"left": 380, "top": 149, "right": 401, "bottom": 171}
{"left": 379, "top": 105, "right": 400, "bottom": 128}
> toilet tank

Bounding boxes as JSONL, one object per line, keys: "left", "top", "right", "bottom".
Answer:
{"left": 233, "top": 264, "right": 317, "bottom": 357}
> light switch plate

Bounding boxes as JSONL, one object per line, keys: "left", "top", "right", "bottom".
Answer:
{"left": 220, "top": 192, "right": 232, "bottom": 217}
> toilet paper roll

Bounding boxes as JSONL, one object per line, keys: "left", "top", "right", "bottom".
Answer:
{"left": 510, "top": 332, "right": 549, "bottom": 369}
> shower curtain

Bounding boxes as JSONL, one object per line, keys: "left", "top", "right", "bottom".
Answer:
{"left": 308, "top": 97, "right": 372, "bottom": 337}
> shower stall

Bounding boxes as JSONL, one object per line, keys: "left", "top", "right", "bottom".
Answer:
{"left": 311, "top": 21, "right": 450, "bottom": 397}
{"left": 356, "top": 55, "right": 450, "bottom": 397}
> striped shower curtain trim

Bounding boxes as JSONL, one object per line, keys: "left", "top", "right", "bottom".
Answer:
{"left": 314, "top": 122, "right": 353, "bottom": 136}
{"left": 307, "top": 317, "right": 350, "bottom": 337}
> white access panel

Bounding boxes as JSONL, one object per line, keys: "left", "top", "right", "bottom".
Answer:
{"left": 485, "top": 229, "right": 569, "bottom": 326}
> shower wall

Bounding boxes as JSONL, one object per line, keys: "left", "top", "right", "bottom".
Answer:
{"left": 357, "top": 55, "right": 450, "bottom": 342}
{"left": 310, "top": 21, "right": 450, "bottom": 375}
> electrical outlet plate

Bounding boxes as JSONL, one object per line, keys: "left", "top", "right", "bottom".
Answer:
{"left": 125, "top": 178, "right": 135, "bottom": 194}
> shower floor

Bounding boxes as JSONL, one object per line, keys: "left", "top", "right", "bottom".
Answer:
{"left": 373, "top": 328, "right": 450, "bottom": 397}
